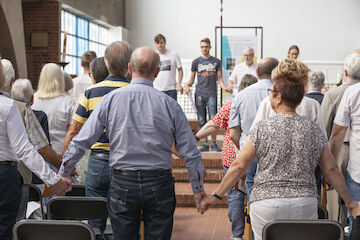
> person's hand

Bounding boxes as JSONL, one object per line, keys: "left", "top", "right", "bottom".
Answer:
{"left": 193, "top": 191, "right": 207, "bottom": 212}
{"left": 177, "top": 83, "right": 183, "bottom": 94}
{"left": 200, "top": 195, "right": 219, "bottom": 214}
{"left": 51, "top": 175, "right": 72, "bottom": 196}
{"left": 185, "top": 85, "right": 191, "bottom": 94}
{"left": 70, "top": 168, "right": 78, "bottom": 177}
{"left": 352, "top": 202, "right": 360, "bottom": 218}
{"left": 225, "top": 87, "right": 233, "bottom": 93}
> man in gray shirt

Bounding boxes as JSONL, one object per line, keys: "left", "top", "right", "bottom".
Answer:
{"left": 60, "top": 47, "right": 206, "bottom": 240}
{"left": 229, "top": 57, "right": 279, "bottom": 196}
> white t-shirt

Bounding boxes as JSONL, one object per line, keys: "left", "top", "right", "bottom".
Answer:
{"left": 154, "top": 49, "right": 182, "bottom": 91}
{"left": 32, "top": 95, "right": 75, "bottom": 155}
{"left": 334, "top": 82, "right": 360, "bottom": 183}
{"left": 228, "top": 62, "right": 258, "bottom": 94}
{"left": 69, "top": 74, "right": 92, "bottom": 104}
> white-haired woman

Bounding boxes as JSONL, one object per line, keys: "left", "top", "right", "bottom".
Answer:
{"left": 32, "top": 63, "right": 75, "bottom": 155}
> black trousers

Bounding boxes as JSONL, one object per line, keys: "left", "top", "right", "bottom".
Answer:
{"left": 0, "top": 164, "right": 22, "bottom": 240}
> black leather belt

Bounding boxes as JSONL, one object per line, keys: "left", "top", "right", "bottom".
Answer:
{"left": 113, "top": 169, "right": 171, "bottom": 177}
{"left": 0, "top": 161, "right": 17, "bottom": 167}
{"left": 90, "top": 151, "right": 109, "bottom": 158}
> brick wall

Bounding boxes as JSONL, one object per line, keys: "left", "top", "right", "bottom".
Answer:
{"left": 22, "top": 1, "right": 61, "bottom": 89}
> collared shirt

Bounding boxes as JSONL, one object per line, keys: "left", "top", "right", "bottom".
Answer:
{"left": 228, "top": 62, "right": 258, "bottom": 94}
{"left": 0, "top": 95, "right": 60, "bottom": 185}
{"left": 60, "top": 78, "right": 204, "bottom": 192}
{"left": 334, "top": 82, "right": 360, "bottom": 183}
{"left": 251, "top": 96, "right": 327, "bottom": 136}
{"left": 229, "top": 79, "right": 272, "bottom": 149}
{"left": 73, "top": 75, "right": 129, "bottom": 154}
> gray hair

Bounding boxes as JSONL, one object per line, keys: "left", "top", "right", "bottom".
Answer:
{"left": 90, "top": 57, "right": 109, "bottom": 83}
{"left": 104, "top": 41, "right": 133, "bottom": 76}
{"left": 308, "top": 70, "right": 325, "bottom": 91}
{"left": 130, "top": 47, "right": 160, "bottom": 77}
{"left": 11, "top": 79, "right": 33, "bottom": 103}
{"left": 63, "top": 71, "right": 73, "bottom": 92}
{"left": 238, "top": 74, "right": 258, "bottom": 91}
{"left": 244, "top": 47, "right": 254, "bottom": 55}
{"left": 344, "top": 54, "right": 360, "bottom": 80}
{"left": 1, "top": 59, "right": 15, "bottom": 90}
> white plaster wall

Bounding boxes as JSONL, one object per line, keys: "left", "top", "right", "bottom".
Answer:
{"left": 125, "top": 0, "right": 360, "bottom": 62}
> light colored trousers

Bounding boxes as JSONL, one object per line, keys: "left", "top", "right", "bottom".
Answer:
{"left": 250, "top": 197, "right": 318, "bottom": 240}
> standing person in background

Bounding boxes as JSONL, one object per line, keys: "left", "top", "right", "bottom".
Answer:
{"left": 227, "top": 48, "right": 258, "bottom": 94}
{"left": 306, "top": 70, "right": 325, "bottom": 104}
{"left": 185, "top": 37, "right": 231, "bottom": 152}
{"left": 195, "top": 74, "right": 257, "bottom": 240}
{"left": 69, "top": 50, "right": 97, "bottom": 103}
{"left": 89, "top": 57, "right": 109, "bottom": 84}
{"left": 288, "top": 45, "right": 300, "bottom": 60}
{"left": 154, "top": 34, "right": 183, "bottom": 100}
{"left": 61, "top": 41, "right": 133, "bottom": 235}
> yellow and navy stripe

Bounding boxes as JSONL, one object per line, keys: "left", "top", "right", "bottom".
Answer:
{"left": 73, "top": 76, "right": 129, "bottom": 153}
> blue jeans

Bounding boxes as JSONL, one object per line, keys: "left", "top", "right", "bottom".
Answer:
{"left": 108, "top": 170, "right": 176, "bottom": 240}
{"left": 245, "top": 158, "right": 258, "bottom": 200}
{"left": 85, "top": 154, "right": 110, "bottom": 233}
{"left": 224, "top": 166, "right": 245, "bottom": 237}
{"left": 0, "top": 165, "right": 21, "bottom": 240}
{"left": 162, "top": 89, "right": 177, "bottom": 101}
{"left": 195, "top": 95, "right": 217, "bottom": 129}
{"left": 347, "top": 171, "right": 360, "bottom": 233}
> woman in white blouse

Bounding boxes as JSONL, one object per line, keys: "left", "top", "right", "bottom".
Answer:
{"left": 32, "top": 63, "right": 75, "bottom": 155}
{"left": 0, "top": 60, "right": 71, "bottom": 239}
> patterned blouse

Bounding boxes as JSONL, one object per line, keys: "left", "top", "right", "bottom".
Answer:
{"left": 248, "top": 114, "right": 328, "bottom": 203}
{"left": 211, "top": 101, "right": 237, "bottom": 167}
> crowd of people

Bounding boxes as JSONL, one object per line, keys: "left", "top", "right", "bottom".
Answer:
{"left": 0, "top": 34, "right": 360, "bottom": 240}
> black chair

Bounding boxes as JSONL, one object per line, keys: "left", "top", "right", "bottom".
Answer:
{"left": 65, "top": 184, "right": 86, "bottom": 196}
{"left": 28, "top": 184, "right": 45, "bottom": 219}
{"left": 13, "top": 219, "right": 95, "bottom": 240}
{"left": 262, "top": 219, "right": 344, "bottom": 240}
{"left": 47, "top": 196, "right": 108, "bottom": 221}
{"left": 318, "top": 204, "right": 329, "bottom": 219}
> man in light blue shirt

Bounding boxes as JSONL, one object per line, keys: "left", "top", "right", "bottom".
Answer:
{"left": 60, "top": 47, "right": 206, "bottom": 240}
{"left": 229, "top": 57, "right": 278, "bottom": 198}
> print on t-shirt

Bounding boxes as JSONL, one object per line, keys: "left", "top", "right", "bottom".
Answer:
{"left": 160, "top": 59, "right": 171, "bottom": 71}
{"left": 197, "top": 61, "right": 217, "bottom": 77}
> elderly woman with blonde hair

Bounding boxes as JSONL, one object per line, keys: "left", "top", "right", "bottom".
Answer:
{"left": 32, "top": 63, "right": 75, "bottom": 155}
{"left": 200, "top": 59, "right": 360, "bottom": 240}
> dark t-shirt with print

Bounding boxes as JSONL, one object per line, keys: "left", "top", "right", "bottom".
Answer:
{"left": 191, "top": 56, "right": 221, "bottom": 98}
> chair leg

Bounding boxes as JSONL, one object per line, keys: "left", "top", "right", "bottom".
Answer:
{"left": 141, "top": 221, "right": 145, "bottom": 240}
{"left": 321, "top": 183, "right": 327, "bottom": 208}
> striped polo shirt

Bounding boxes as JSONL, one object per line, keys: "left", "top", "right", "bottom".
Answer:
{"left": 73, "top": 75, "right": 129, "bottom": 154}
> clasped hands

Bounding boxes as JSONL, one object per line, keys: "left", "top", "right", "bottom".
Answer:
{"left": 50, "top": 175, "right": 73, "bottom": 196}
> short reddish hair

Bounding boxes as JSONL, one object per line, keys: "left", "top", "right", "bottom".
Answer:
{"left": 200, "top": 38, "right": 211, "bottom": 45}
{"left": 272, "top": 72, "right": 304, "bottom": 108}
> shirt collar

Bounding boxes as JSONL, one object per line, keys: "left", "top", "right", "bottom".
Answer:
{"left": 130, "top": 78, "right": 154, "bottom": 87}
{"left": 307, "top": 90, "right": 322, "bottom": 94}
{"left": 105, "top": 75, "right": 129, "bottom": 83}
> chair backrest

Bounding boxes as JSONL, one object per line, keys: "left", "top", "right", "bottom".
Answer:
{"left": 262, "top": 220, "right": 344, "bottom": 240}
{"left": 13, "top": 219, "right": 95, "bottom": 240}
{"left": 28, "top": 184, "right": 45, "bottom": 219}
{"left": 47, "top": 196, "right": 108, "bottom": 221}
{"left": 65, "top": 185, "right": 86, "bottom": 196}
{"left": 318, "top": 204, "right": 329, "bottom": 219}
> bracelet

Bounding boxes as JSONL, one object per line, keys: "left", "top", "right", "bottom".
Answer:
{"left": 211, "top": 191, "right": 222, "bottom": 200}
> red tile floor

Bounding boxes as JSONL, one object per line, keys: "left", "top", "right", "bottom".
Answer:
{"left": 172, "top": 207, "right": 232, "bottom": 240}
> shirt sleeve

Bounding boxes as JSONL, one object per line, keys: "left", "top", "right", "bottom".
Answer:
{"left": 211, "top": 101, "right": 230, "bottom": 129}
{"left": 7, "top": 102, "right": 60, "bottom": 185}
{"left": 191, "top": 59, "right": 198, "bottom": 72}
{"left": 73, "top": 93, "right": 90, "bottom": 124}
{"left": 175, "top": 53, "right": 182, "bottom": 69}
{"left": 24, "top": 106, "right": 49, "bottom": 150}
{"left": 334, "top": 90, "right": 351, "bottom": 127}
{"left": 216, "top": 58, "right": 222, "bottom": 72}
{"left": 60, "top": 96, "right": 109, "bottom": 176}
{"left": 173, "top": 104, "right": 205, "bottom": 193}
{"left": 229, "top": 94, "right": 242, "bottom": 128}
{"left": 321, "top": 93, "right": 335, "bottom": 138}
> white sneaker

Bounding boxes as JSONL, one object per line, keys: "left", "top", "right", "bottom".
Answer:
{"left": 231, "top": 236, "right": 243, "bottom": 240}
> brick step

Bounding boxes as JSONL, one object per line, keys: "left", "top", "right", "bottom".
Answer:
{"left": 173, "top": 168, "right": 224, "bottom": 183}
{"left": 172, "top": 152, "right": 223, "bottom": 169}
{"left": 175, "top": 182, "right": 228, "bottom": 207}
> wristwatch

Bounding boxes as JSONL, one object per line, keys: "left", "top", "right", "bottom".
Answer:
{"left": 211, "top": 191, "right": 222, "bottom": 200}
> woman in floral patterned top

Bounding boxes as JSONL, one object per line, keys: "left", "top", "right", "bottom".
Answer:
{"left": 196, "top": 74, "right": 257, "bottom": 239}
{"left": 200, "top": 64, "right": 360, "bottom": 240}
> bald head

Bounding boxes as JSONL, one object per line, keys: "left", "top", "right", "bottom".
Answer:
{"left": 257, "top": 57, "right": 279, "bottom": 79}
{"left": 355, "top": 49, "right": 360, "bottom": 54}
{"left": 130, "top": 47, "right": 160, "bottom": 79}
